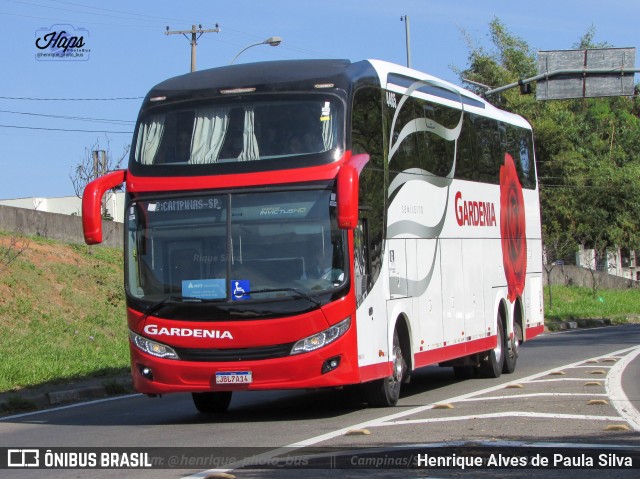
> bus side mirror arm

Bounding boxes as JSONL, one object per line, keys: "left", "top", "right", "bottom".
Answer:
{"left": 82, "top": 170, "right": 126, "bottom": 245}
{"left": 337, "top": 153, "right": 369, "bottom": 230}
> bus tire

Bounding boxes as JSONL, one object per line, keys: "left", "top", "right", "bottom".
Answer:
{"left": 364, "top": 328, "right": 406, "bottom": 407}
{"left": 191, "top": 391, "right": 233, "bottom": 414}
{"left": 480, "top": 317, "right": 505, "bottom": 378}
{"left": 503, "top": 322, "right": 521, "bottom": 374}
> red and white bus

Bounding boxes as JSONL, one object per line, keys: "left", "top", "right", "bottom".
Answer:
{"left": 83, "top": 59, "right": 544, "bottom": 413}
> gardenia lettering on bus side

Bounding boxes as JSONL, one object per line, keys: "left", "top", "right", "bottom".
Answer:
{"left": 454, "top": 191, "right": 497, "bottom": 227}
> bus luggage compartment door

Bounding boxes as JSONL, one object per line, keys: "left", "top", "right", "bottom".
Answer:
{"left": 387, "top": 239, "right": 408, "bottom": 299}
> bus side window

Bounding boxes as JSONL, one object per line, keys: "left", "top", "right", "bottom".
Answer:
{"left": 354, "top": 218, "right": 370, "bottom": 306}
{"left": 352, "top": 86, "right": 385, "bottom": 296}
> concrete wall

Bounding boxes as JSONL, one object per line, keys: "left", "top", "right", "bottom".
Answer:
{"left": 1, "top": 202, "right": 637, "bottom": 288}
{"left": 544, "top": 264, "right": 638, "bottom": 290}
{"left": 0, "top": 196, "right": 81, "bottom": 216}
{"left": 0, "top": 192, "right": 125, "bottom": 223}
{"left": 0, "top": 204, "right": 123, "bottom": 249}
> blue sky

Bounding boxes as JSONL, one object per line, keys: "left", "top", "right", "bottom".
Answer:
{"left": 1, "top": 0, "right": 638, "bottom": 199}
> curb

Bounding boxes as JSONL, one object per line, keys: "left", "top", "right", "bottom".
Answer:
{"left": 0, "top": 375, "right": 133, "bottom": 417}
{"left": 545, "top": 317, "right": 613, "bottom": 332}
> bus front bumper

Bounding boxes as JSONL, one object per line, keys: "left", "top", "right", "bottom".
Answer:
{"left": 129, "top": 335, "right": 359, "bottom": 395}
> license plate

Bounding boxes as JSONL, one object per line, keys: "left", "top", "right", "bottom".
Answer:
{"left": 215, "top": 371, "right": 252, "bottom": 384}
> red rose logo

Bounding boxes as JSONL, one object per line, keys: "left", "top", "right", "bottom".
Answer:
{"left": 500, "top": 153, "right": 527, "bottom": 303}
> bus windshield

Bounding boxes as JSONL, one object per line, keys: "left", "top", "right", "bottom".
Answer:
{"left": 133, "top": 96, "right": 341, "bottom": 166}
{"left": 125, "top": 189, "right": 347, "bottom": 310}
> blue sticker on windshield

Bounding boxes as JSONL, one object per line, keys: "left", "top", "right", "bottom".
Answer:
{"left": 182, "top": 279, "right": 226, "bottom": 300}
{"left": 231, "top": 280, "right": 250, "bottom": 300}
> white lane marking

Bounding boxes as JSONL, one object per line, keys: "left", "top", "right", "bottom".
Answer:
{"left": 547, "top": 326, "right": 614, "bottom": 335}
{"left": 181, "top": 345, "right": 640, "bottom": 479}
{"left": 606, "top": 346, "right": 640, "bottom": 431}
{"left": 0, "top": 394, "right": 141, "bottom": 422}
{"left": 384, "top": 412, "right": 622, "bottom": 425}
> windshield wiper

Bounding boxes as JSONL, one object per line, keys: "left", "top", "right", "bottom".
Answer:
{"left": 242, "top": 288, "right": 321, "bottom": 307}
{"left": 142, "top": 295, "right": 224, "bottom": 320}
{"left": 141, "top": 289, "right": 320, "bottom": 320}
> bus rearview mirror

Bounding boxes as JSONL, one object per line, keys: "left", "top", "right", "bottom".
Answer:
{"left": 82, "top": 170, "right": 126, "bottom": 245}
{"left": 337, "top": 153, "right": 369, "bottom": 230}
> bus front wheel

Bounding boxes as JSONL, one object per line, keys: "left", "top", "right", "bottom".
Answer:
{"left": 364, "top": 329, "right": 406, "bottom": 407}
{"left": 479, "top": 318, "right": 505, "bottom": 378}
{"left": 192, "top": 391, "right": 233, "bottom": 414}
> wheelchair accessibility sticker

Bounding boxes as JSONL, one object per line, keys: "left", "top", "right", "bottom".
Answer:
{"left": 231, "top": 280, "right": 250, "bottom": 300}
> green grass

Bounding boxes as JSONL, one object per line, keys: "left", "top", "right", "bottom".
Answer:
{"left": 0, "top": 232, "right": 129, "bottom": 393}
{"left": 544, "top": 284, "right": 640, "bottom": 322}
{"left": 1, "top": 232, "right": 639, "bottom": 393}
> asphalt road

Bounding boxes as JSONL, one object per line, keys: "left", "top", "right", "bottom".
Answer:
{"left": 1, "top": 324, "right": 639, "bottom": 479}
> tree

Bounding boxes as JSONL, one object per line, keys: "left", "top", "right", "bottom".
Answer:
{"left": 458, "top": 17, "right": 538, "bottom": 112}
{"left": 541, "top": 219, "right": 577, "bottom": 309}
{"left": 458, "top": 20, "right": 640, "bottom": 296}
{"left": 70, "top": 136, "right": 129, "bottom": 219}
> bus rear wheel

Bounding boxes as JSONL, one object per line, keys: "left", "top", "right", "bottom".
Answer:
{"left": 192, "top": 391, "right": 233, "bottom": 414}
{"left": 503, "top": 322, "right": 521, "bottom": 374}
{"left": 364, "top": 329, "right": 406, "bottom": 407}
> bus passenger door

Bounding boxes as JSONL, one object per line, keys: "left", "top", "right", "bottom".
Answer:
{"left": 354, "top": 218, "right": 389, "bottom": 381}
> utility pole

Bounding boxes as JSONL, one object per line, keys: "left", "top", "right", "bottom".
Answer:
{"left": 165, "top": 24, "right": 220, "bottom": 72}
{"left": 92, "top": 149, "right": 107, "bottom": 217}
{"left": 400, "top": 15, "right": 411, "bottom": 69}
{"left": 92, "top": 150, "right": 106, "bottom": 179}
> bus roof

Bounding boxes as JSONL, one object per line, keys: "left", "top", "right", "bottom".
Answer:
{"left": 141, "top": 58, "right": 530, "bottom": 130}
{"left": 143, "top": 59, "right": 379, "bottom": 106}
{"left": 367, "top": 59, "right": 531, "bottom": 129}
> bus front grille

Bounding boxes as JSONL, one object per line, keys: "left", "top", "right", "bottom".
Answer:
{"left": 173, "top": 343, "right": 295, "bottom": 362}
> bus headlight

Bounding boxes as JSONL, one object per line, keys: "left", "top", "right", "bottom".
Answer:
{"left": 130, "top": 330, "right": 179, "bottom": 359}
{"left": 290, "top": 317, "right": 351, "bottom": 355}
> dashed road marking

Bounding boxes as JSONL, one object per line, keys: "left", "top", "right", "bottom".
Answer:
{"left": 457, "top": 393, "right": 608, "bottom": 402}
{"left": 183, "top": 345, "right": 640, "bottom": 479}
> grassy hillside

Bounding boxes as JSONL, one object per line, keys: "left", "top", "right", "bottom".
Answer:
{"left": 1, "top": 232, "right": 638, "bottom": 394}
{"left": 544, "top": 284, "right": 640, "bottom": 323}
{"left": 0, "top": 232, "right": 129, "bottom": 392}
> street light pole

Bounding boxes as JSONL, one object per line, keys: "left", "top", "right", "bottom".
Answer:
{"left": 230, "top": 36, "right": 282, "bottom": 64}
{"left": 165, "top": 24, "right": 221, "bottom": 72}
{"left": 400, "top": 15, "right": 412, "bottom": 69}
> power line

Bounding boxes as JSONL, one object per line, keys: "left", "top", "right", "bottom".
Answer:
{"left": 0, "top": 95, "right": 143, "bottom": 101}
{"left": 0, "top": 109, "right": 134, "bottom": 124}
{"left": 46, "top": 0, "right": 195, "bottom": 24}
{"left": 0, "top": 124, "right": 132, "bottom": 134}
{"left": 0, "top": 9, "right": 170, "bottom": 28}
{"left": 539, "top": 184, "right": 631, "bottom": 190}
{"left": 6, "top": 0, "right": 182, "bottom": 26}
